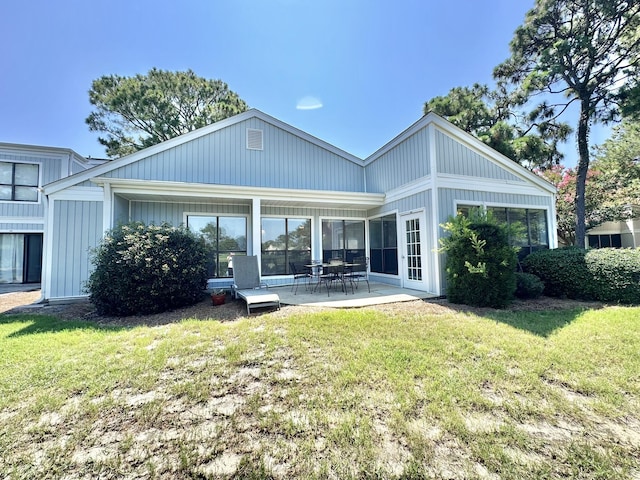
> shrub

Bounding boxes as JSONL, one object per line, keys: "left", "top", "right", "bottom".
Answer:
{"left": 514, "top": 272, "right": 545, "bottom": 299}
{"left": 585, "top": 248, "right": 640, "bottom": 304}
{"left": 86, "top": 222, "right": 208, "bottom": 316}
{"left": 521, "top": 247, "right": 595, "bottom": 300}
{"left": 440, "top": 211, "right": 518, "bottom": 308}
{"left": 522, "top": 247, "right": 640, "bottom": 304}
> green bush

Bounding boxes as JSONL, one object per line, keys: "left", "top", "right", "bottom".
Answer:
{"left": 86, "top": 222, "right": 209, "bottom": 316}
{"left": 440, "top": 211, "right": 518, "bottom": 308}
{"left": 585, "top": 248, "right": 640, "bottom": 304}
{"left": 522, "top": 247, "right": 640, "bottom": 304}
{"left": 521, "top": 247, "right": 595, "bottom": 299}
{"left": 514, "top": 272, "right": 545, "bottom": 299}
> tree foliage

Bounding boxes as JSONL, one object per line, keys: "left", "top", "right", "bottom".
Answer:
{"left": 424, "top": 83, "right": 571, "bottom": 169}
{"left": 494, "top": 0, "right": 640, "bottom": 248}
{"left": 592, "top": 119, "right": 640, "bottom": 208}
{"left": 86, "top": 69, "right": 248, "bottom": 158}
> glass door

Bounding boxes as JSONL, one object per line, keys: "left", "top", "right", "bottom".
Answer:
{"left": 401, "top": 212, "right": 425, "bottom": 290}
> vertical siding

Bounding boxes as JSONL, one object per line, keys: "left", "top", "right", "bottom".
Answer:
{"left": 365, "top": 126, "right": 430, "bottom": 193}
{"left": 50, "top": 200, "right": 103, "bottom": 298}
{"left": 130, "top": 201, "right": 251, "bottom": 226}
{"left": 435, "top": 130, "right": 524, "bottom": 181}
{"left": 104, "top": 118, "right": 365, "bottom": 192}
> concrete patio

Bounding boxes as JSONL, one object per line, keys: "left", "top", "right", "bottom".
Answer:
{"left": 270, "top": 281, "right": 439, "bottom": 308}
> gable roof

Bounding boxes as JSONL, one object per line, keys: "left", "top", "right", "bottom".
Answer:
{"left": 43, "top": 109, "right": 363, "bottom": 195}
{"left": 364, "top": 112, "right": 556, "bottom": 195}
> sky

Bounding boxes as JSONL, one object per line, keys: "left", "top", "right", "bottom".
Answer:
{"left": 0, "top": 0, "right": 610, "bottom": 165}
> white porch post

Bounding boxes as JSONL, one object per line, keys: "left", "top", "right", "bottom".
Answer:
{"left": 102, "top": 182, "right": 112, "bottom": 233}
{"left": 251, "top": 198, "right": 261, "bottom": 270}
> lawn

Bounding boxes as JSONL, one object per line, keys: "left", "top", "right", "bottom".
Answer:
{"left": 1, "top": 302, "right": 639, "bottom": 479}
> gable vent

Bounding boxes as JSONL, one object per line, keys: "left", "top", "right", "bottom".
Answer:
{"left": 246, "top": 128, "right": 263, "bottom": 150}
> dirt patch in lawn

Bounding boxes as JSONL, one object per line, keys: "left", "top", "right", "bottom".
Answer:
{"left": 1, "top": 289, "right": 604, "bottom": 327}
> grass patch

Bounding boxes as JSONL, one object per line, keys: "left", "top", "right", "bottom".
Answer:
{"left": 1, "top": 304, "right": 639, "bottom": 478}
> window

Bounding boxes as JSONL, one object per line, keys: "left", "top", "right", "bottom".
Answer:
{"left": 588, "top": 234, "right": 622, "bottom": 248}
{"left": 261, "top": 218, "right": 311, "bottom": 275}
{"left": 187, "top": 216, "right": 247, "bottom": 277}
{"left": 322, "top": 219, "right": 365, "bottom": 262}
{"left": 369, "top": 214, "right": 398, "bottom": 275}
{"left": 457, "top": 205, "right": 550, "bottom": 259}
{"left": 0, "top": 162, "right": 39, "bottom": 202}
{"left": 486, "top": 206, "right": 550, "bottom": 259}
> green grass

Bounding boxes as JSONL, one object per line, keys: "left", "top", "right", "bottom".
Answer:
{"left": 1, "top": 304, "right": 639, "bottom": 479}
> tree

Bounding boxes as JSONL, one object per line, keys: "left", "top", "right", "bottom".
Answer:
{"left": 592, "top": 119, "right": 640, "bottom": 209}
{"left": 536, "top": 164, "right": 607, "bottom": 245}
{"left": 86, "top": 69, "right": 248, "bottom": 158}
{"left": 494, "top": 0, "right": 640, "bottom": 247}
{"left": 424, "top": 83, "right": 571, "bottom": 169}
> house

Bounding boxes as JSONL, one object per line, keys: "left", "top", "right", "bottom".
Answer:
{"left": 0, "top": 143, "right": 103, "bottom": 284}
{"left": 586, "top": 206, "right": 640, "bottom": 248}
{"left": 41, "top": 109, "right": 558, "bottom": 302}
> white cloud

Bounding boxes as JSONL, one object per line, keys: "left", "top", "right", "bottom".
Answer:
{"left": 296, "top": 96, "right": 323, "bottom": 110}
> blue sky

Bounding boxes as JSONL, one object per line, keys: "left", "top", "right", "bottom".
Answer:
{"left": 0, "top": 0, "right": 607, "bottom": 164}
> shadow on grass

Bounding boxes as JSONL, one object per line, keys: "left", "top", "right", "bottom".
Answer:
{"left": 426, "top": 297, "right": 605, "bottom": 337}
{"left": 0, "top": 314, "right": 127, "bottom": 337}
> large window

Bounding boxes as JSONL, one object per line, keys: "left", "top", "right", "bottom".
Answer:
{"left": 369, "top": 214, "right": 398, "bottom": 275}
{"left": 187, "top": 216, "right": 247, "bottom": 277}
{"left": 322, "top": 219, "right": 365, "bottom": 262}
{"left": 0, "top": 162, "right": 39, "bottom": 202}
{"left": 457, "top": 205, "right": 550, "bottom": 259}
{"left": 261, "top": 218, "right": 311, "bottom": 275}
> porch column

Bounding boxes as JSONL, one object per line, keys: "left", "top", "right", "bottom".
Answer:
{"left": 251, "top": 197, "right": 261, "bottom": 268}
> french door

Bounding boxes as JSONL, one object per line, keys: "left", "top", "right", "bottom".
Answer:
{"left": 400, "top": 212, "right": 426, "bottom": 290}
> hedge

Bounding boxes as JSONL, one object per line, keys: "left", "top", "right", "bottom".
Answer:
{"left": 522, "top": 247, "right": 640, "bottom": 304}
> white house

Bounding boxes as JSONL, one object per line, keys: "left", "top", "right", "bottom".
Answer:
{"left": 41, "top": 109, "right": 558, "bottom": 302}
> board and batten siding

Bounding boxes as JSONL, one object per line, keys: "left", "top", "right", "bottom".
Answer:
{"left": 130, "top": 201, "right": 251, "bottom": 227}
{"left": 365, "top": 126, "right": 430, "bottom": 193}
{"left": 49, "top": 200, "right": 103, "bottom": 298}
{"left": 435, "top": 129, "right": 524, "bottom": 182}
{"left": 103, "top": 118, "right": 365, "bottom": 192}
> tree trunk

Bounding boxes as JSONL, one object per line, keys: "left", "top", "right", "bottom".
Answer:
{"left": 575, "top": 99, "right": 591, "bottom": 248}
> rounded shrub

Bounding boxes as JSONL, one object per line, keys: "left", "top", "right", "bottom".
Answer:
{"left": 514, "top": 272, "right": 545, "bottom": 299}
{"left": 85, "top": 222, "right": 209, "bottom": 316}
{"left": 585, "top": 248, "right": 640, "bottom": 304}
{"left": 440, "top": 212, "right": 518, "bottom": 308}
{"left": 521, "top": 247, "right": 595, "bottom": 300}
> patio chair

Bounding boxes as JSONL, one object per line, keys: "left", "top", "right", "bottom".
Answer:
{"left": 344, "top": 256, "right": 370, "bottom": 293}
{"left": 232, "top": 255, "right": 280, "bottom": 314}
{"left": 289, "top": 262, "right": 312, "bottom": 295}
{"left": 318, "top": 258, "right": 351, "bottom": 296}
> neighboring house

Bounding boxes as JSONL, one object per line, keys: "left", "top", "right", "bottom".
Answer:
{"left": 41, "top": 109, "right": 558, "bottom": 302}
{"left": 587, "top": 207, "right": 640, "bottom": 248}
{"left": 0, "top": 143, "right": 103, "bottom": 284}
